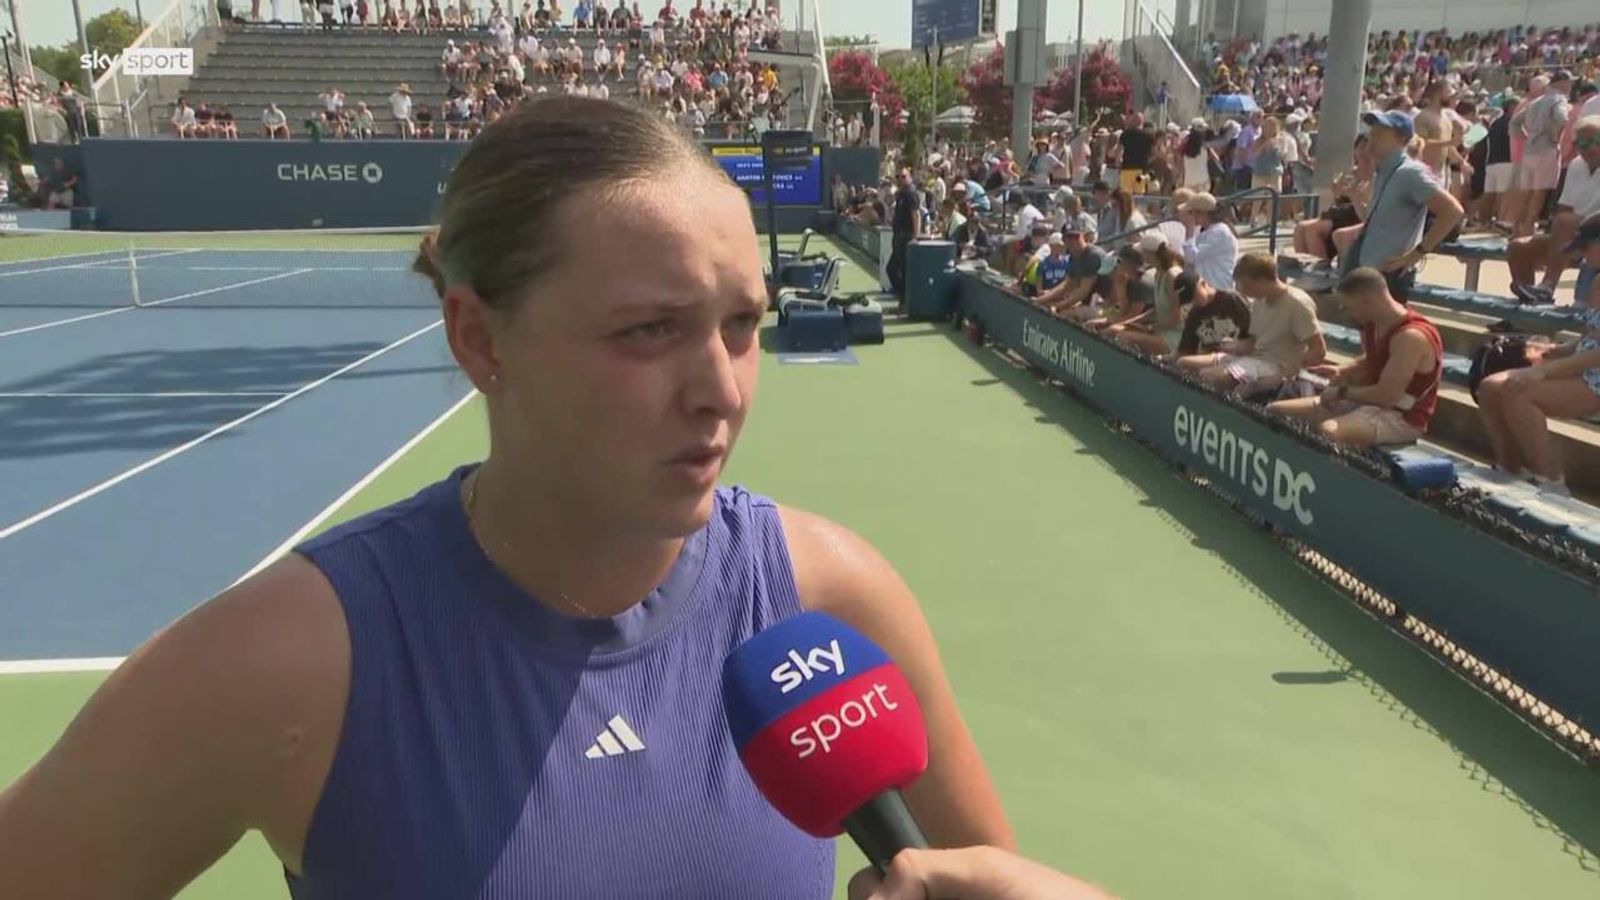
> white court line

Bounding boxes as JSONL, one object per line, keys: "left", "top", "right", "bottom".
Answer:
{"left": 0, "top": 381, "right": 474, "bottom": 676}
{"left": 183, "top": 266, "right": 408, "bottom": 273}
{"left": 0, "top": 248, "right": 200, "bottom": 279}
{"left": 0, "top": 391, "right": 290, "bottom": 399}
{"left": 0, "top": 318, "right": 443, "bottom": 544}
{"left": 231, "top": 388, "right": 478, "bottom": 586}
{"left": 0, "top": 657, "right": 124, "bottom": 675}
{"left": 0, "top": 268, "right": 311, "bottom": 339}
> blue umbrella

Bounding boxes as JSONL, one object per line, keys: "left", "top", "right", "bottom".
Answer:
{"left": 1209, "top": 93, "right": 1260, "bottom": 114}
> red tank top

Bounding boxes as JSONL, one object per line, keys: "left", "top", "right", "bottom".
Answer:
{"left": 1361, "top": 311, "right": 1443, "bottom": 430}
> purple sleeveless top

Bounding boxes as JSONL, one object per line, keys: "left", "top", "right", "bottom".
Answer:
{"left": 287, "top": 464, "right": 835, "bottom": 898}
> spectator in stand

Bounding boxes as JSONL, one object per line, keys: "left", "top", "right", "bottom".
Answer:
{"left": 1174, "top": 272, "right": 1254, "bottom": 359}
{"left": 1083, "top": 245, "right": 1155, "bottom": 332}
{"left": 55, "top": 83, "right": 84, "bottom": 144}
{"left": 1090, "top": 180, "right": 1118, "bottom": 237}
{"left": 215, "top": 105, "right": 239, "bottom": 139}
{"left": 1478, "top": 93, "right": 1517, "bottom": 227}
{"left": 1268, "top": 268, "right": 1444, "bottom": 447}
{"left": 1572, "top": 82, "right": 1600, "bottom": 153}
{"left": 1476, "top": 216, "right": 1600, "bottom": 495}
{"left": 1341, "top": 110, "right": 1464, "bottom": 303}
{"left": 390, "top": 82, "right": 416, "bottom": 139}
{"left": 1024, "top": 138, "right": 1065, "bottom": 187}
{"left": 1508, "top": 116, "right": 1600, "bottom": 304}
{"left": 1140, "top": 190, "right": 1189, "bottom": 261}
{"left": 352, "top": 101, "right": 377, "bottom": 138}
{"left": 1509, "top": 72, "right": 1571, "bottom": 237}
{"left": 1113, "top": 233, "right": 1192, "bottom": 357}
{"left": 887, "top": 167, "right": 922, "bottom": 296}
{"left": 42, "top": 158, "right": 78, "bottom": 210}
{"left": 1244, "top": 115, "right": 1294, "bottom": 224}
{"left": 262, "top": 102, "right": 290, "bottom": 138}
{"left": 1295, "top": 135, "right": 1373, "bottom": 267}
{"left": 172, "top": 98, "right": 198, "bottom": 139}
{"left": 1117, "top": 113, "right": 1156, "bottom": 195}
{"left": 1040, "top": 224, "right": 1111, "bottom": 320}
{"left": 1024, "top": 233, "right": 1073, "bottom": 300}
{"left": 1179, "top": 120, "right": 1215, "bottom": 192}
{"left": 193, "top": 102, "right": 217, "bottom": 138}
{"left": 1179, "top": 192, "right": 1240, "bottom": 291}
{"left": 1178, "top": 251, "right": 1324, "bottom": 394}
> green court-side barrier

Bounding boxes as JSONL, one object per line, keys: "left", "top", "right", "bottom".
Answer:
{"left": 959, "top": 273, "right": 1600, "bottom": 735}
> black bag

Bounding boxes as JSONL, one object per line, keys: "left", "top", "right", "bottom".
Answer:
{"left": 1467, "top": 335, "right": 1533, "bottom": 401}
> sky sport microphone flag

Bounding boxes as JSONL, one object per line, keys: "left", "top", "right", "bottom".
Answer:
{"left": 721, "top": 612, "right": 929, "bottom": 870}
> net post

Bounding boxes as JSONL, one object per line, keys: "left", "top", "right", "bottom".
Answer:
{"left": 128, "top": 239, "right": 142, "bottom": 308}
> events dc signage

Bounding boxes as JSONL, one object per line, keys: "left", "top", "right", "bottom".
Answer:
{"left": 1172, "top": 405, "right": 1317, "bottom": 526}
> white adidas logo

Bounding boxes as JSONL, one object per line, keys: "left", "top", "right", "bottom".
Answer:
{"left": 583, "top": 715, "right": 646, "bottom": 759}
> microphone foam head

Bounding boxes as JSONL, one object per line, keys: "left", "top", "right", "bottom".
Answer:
{"left": 722, "top": 611, "right": 928, "bottom": 837}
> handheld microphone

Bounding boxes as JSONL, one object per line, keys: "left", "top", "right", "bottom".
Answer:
{"left": 721, "top": 611, "right": 930, "bottom": 874}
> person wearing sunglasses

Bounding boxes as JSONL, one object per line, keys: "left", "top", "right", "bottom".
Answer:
{"left": 1507, "top": 116, "right": 1600, "bottom": 304}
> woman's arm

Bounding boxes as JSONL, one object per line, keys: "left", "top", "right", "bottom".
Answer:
{"left": 0, "top": 557, "right": 348, "bottom": 897}
{"left": 781, "top": 506, "right": 1015, "bottom": 851}
{"left": 1535, "top": 345, "right": 1600, "bottom": 380}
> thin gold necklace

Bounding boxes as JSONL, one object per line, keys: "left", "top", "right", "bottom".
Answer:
{"left": 464, "top": 469, "right": 596, "bottom": 618}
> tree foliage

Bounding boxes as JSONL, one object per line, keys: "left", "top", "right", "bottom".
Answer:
{"left": 958, "top": 44, "right": 1134, "bottom": 140}
{"left": 885, "top": 60, "right": 965, "bottom": 167}
{"left": 87, "top": 10, "right": 144, "bottom": 61}
{"left": 827, "top": 49, "right": 904, "bottom": 139}
{"left": 29, "top": 10, "right": 147, "bottom": 91}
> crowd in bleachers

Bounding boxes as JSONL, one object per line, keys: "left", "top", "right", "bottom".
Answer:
{"left": 1199, "top": 24, "right": 1600, "bottom": 117}
{"left": 185, "top": 0, "right": 791, "bottom": 141}
{"left": 843, "top": 73, "right": 1600, "bottom": 495}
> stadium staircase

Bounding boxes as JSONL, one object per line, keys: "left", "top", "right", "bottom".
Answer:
{"left": 173, "top": 23, "right": 819, "bottom": 137}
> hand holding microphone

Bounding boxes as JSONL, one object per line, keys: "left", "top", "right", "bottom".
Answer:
{"left": 722, "top": 613, "right": 1115, "bottom": 897}
{"left": 847, "top": 847, "right": 1119, "bottom": 900}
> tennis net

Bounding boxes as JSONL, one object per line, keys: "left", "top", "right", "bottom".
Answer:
{"left": 0, "top": 226, "right": 439, "bottom": 311}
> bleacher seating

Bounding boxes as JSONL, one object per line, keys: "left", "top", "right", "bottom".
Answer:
{"left": 172, "top": 22, "right": 818, "bottom": 138}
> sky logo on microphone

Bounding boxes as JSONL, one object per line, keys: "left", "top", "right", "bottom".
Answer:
{"left": 722, "top": 612, "right": 928, "bottom": 837}
{"left": 769, "top": 639, "right": 844, "bottom": 693}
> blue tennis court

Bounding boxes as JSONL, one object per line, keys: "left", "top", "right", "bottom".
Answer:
{"left": 0, "top": 233, "right": 469, "bottom": 662}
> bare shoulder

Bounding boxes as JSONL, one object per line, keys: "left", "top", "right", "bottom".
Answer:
{"left": 776, "top": 504, "right": 916, "bottom": 624}
{"left": 0, "top": 553, "right": 350, "bottom": 894}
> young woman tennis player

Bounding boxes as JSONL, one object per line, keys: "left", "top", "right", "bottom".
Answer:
{"left": 0, "top": 97, "right": 1104, "bottom": 898}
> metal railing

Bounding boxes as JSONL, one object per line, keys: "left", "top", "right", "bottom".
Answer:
{"left": 90, "top": 0, "right": 220, "bottom": 138}
{"left": 1121, "top": 0, "right": 1203, "bottom": 129}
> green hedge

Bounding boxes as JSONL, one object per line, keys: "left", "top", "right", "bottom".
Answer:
{"left": 0, "top": 108, "right": 28, "bottom": 163}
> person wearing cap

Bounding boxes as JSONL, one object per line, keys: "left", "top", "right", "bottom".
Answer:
{"left": 389, "top": 82, "right": 415, "bottom": 139}
{"left": 1341, "top": 109, "right": 1463, "bottom": 303}
{"left": 1476, "top": 214, "right": 1600, "bottom": 496}
{"left": 1113, "top": 233, "right": 1191, "bottom": 357}
{"left": 1080, "top": 245, "right": 1155, "bottom": 332}
{"left": 1179, "top": 192, "right": 1240, "bottom": 291}
{"left": 1178, "top": 252, "right": 1324, "bottom": 393}
{"left": 1038, "top": 226, "right": 1109, "bottom": 318}
{"left": 1509, "top": 71, "right": 1571, "bottom": 236}
{"left": 1025, "top": 233, "right": 1073, "bottom": 300}
{"left": 1267, "top": 267, "right": 1444, "bottom": 447}
{"left": 1024, "top": 138, "right": 1066, "bottom": 188}
{"left": 1508, "top": 116, "right": 1600, "bottom": 304}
